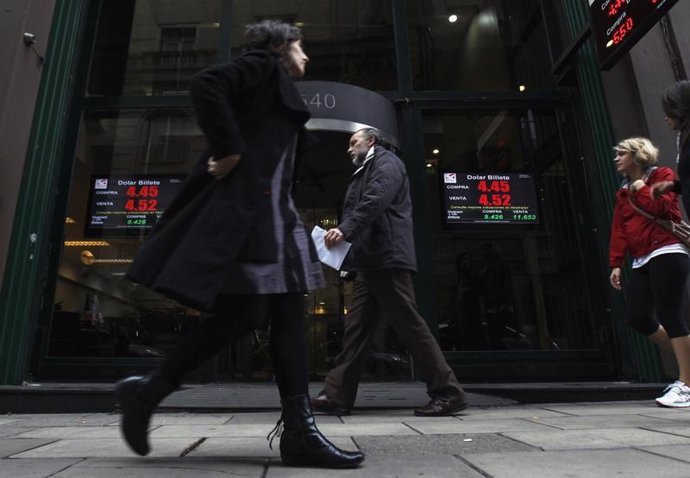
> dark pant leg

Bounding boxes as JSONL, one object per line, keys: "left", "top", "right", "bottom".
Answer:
{"left": 268, "top": 293, "right": 310, "bottom": 399}
{"left": 157, "top": 294, "right": 258, "bottom": 384}
{"left": 364, "top": 269, "right": 465, "bottom": 401}
{"left": 323, "top": 278, "right": 382, "bottom": 408}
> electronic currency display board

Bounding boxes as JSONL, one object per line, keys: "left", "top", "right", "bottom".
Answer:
{"left": 589, "top": 0, "right": 680, "bottom": 70}
{"left": 85, "top": 175, "right": 185, "bottom": 237}
{"left": 442, "top": 172, "right": 539, "bottom": 225}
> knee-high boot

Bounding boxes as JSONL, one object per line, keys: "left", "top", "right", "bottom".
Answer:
{"left": 114, "top": 374, "right": 177, "bottom": 456}
{"left": 277, "top": 395, "right": 364, "bottom": 468}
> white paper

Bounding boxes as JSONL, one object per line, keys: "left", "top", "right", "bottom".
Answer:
{"left": 310, "top": 225, "right": 352, "bottom": 270}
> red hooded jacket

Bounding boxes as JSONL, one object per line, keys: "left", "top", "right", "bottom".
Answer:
{"left": 609, "top": 166, "right": 683, "bottom": 268}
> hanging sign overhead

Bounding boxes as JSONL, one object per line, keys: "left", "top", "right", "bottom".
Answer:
{"left": 589, "top": 0, "right": 680, "bottom": 70}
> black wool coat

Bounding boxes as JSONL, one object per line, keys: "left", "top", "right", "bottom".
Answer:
{"left": 126, "top": 50, "right": 313, "bottom": 311}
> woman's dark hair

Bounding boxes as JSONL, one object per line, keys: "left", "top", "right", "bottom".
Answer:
{"left": 662, "top": 80, "right": 690, "bottom": 148}
{"left": 243, "top": 19, "right": 302, "bottom": 53}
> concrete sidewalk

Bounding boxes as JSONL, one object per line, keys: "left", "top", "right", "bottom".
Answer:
{"left": 3, "top": 389, "right": 690, "bottom": 477}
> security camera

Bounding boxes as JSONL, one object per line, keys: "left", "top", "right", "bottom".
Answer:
{"left": 23, "top": 32, "right": 37, "bottom": 46}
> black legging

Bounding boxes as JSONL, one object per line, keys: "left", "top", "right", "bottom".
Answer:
{"left": 625, "top": 253, "right": 690, "bottom": 338}
{"left": 158, "top": 293, "right": 309, "bottom": 399}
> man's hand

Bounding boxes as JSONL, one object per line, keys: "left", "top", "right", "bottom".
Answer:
{"left": 650, "top": 180, "right": 674, "bottom": 199}
{"left": 324, "top": 227, "right": 345, "bottom": 248}
{"left": 207, "top": 154, "right": 240, "bottom": 179}
{"left": 609, "top": 267, "right": 622, "bottom": 290}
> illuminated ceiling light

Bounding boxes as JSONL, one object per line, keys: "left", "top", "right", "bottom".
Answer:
{"left": 518, "top": 84, "right": 526, "bottom": 92}
{"left": 448, "top": 14, "right": 458, "bottom": 23}
{"left": 606, "top": 40, "right": 614, "bottom": 48}
{"left": 65, "top": 240, "right": 110, "bottom": 247}
{"left": 295, "top": 22, "right": 305, "bottom": 27}
{"left": 426, "top": 163, "right": 433, "bottom": 168}
{"left": 432, "top": 149, "right": 440, "bottom": 155}
{"left": 65, "top": 217, "right": 76, "bottom": 224}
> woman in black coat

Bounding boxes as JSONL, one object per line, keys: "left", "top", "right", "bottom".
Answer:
{"left": 115, "top": 20, "right": 363, "bottom": 469}
{"left": 651, "top": 80, "right": 690, "bottom": 211}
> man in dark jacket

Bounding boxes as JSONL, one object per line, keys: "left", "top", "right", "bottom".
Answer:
{"left": 312, "top": 128, "right": 468, "bottom": 416}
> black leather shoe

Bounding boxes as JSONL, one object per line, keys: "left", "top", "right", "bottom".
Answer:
{"left": 310, "top": 394, "right": 351, "bottom": 416}
{"left": 414, "top": 397, "right": 468, "bottom": 416}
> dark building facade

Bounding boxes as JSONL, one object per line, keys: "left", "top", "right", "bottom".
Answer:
{"left": 1, "top": 0, "right": 689, "bottom": 385}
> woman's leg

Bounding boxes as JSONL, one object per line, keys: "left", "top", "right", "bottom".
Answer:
{"left": 648, "top": 325, "right": 674, "bottom": 353}
{"left": 268, "top": 293, "right": 309, "bottom": 399}
{"left": 649, "top": 253, "right": 690, "bottom": 383}
{"left": 116, "top": 294, "right": 258, "bottom": 456}
{"left": 268, "top": 293, "right": 364, "bottom": 468}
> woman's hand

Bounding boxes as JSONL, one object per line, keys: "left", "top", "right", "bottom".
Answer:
{"left": 629, "top": 179, "right": 645, "bottom": 192}
{"left": 609, "top": 267, "right": 622, "bottom": 290}
{"left": 650, "top": 180, "right": 675, "bottom": 199}
{"left": 207, "top": 154, "right": 241, "bottom": 179}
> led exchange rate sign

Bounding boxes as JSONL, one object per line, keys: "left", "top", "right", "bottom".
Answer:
{"left": 589, "top": 0, "right": 680, "bottom": 70}
{"left": 85, "top": 175, "right": 185, "bottom": 237}
{"left": 441, "top": 172, "right": 539, "bottom": 225}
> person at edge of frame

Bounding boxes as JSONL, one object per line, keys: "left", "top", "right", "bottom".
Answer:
{"left": 609, "top": 136, "right": 690, "bottom": 408}
{"left": 311, "top": 127, "right": 470, "bottom": 417}
{"left": 113, "top": 19, "right": 364, "bottom": 469}
{"left": 651, "top": 80, "right": 690, "bottom": 212}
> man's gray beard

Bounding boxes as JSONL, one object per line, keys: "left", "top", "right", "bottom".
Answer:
{"left": 352, "top": 153, "right": 365, "bottom": 167}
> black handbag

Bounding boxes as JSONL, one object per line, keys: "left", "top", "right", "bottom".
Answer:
{"left": 627, "top": 197, "right": 690, "bottom": 248}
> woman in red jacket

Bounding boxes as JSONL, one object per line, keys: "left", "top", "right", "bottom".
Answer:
{"left": 609, "top": 137, "right": 690, "bottom": 408}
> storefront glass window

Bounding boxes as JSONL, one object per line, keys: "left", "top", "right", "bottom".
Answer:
{"left": 422, "top": 109, "right": 596, "bottom": 352}
{"left": 230, "top": 0, "right": 397, "bottom": 91}
{"left": 407, "top": 0, "right": 554, "bottom": 92}
{"left": 88, "top": 0, "right": 222, "bottom": 96}
{"left": 49, "top": 110, "right": 208, "bottom": 369}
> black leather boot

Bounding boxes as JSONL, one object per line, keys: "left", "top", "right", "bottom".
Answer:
{"left": 278, "top": 395, "right": 364, "bottom": 468}
{"left": 114, "top": 374, "right": 177, "bottom": 456}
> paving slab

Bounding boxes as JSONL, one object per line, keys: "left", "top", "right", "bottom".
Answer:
{"left": 503, "top": 427, "right": 690, "bottom": 450}
{"left": 10, "top": 438, "right": 199, "bottom": 458}
{"left": 151, "top": 424, "right": 277, "bottom": 438}
{"left": 341, "top": 415, "right": 462, "bottom": 424}
{"left": 0, "top": 427, "right": 38, "bottom": 438}
{"left": 541, "top": 402, "right": 658, "bottom": 416}
{"left": 14, "top": 426, "right": 121, "bottom": 439}
{"left": 0, "top": 458, "right": 82, "bottom": 478}
{"left": 639, "top": 444, "right": 690, "bottom": 463}
{"left": 527, "top": 413, "right": 682, "bottom": 430}
{"left": 463, "top": 448, "right": 690, "bottom": 478}
{"left": 188, "top": 436, "right": 357, "bottom": 458}
{"left": 265, "top": 453, "right": 484, "bottom": 477}
{"left": 406, "top": 417, "right": 557, "bottom": 434}
{"left": 147, "top": 414, "right": 231, "bottom": 426}
{"left": 354, "top": 433, "right": 537, "bottom": 455}
{"left": 5, "top": 414, "right": 118, "bottom": 427}
{"left": 642, "top": 424, "right": 690, "bottom": 438}
{"left": 453, "top": 407, "right": 570, "bottom": 421}
{"left": 51, "top": 457, "right": 266, "bottom": 477}
{"left": 0, "top": 438, "right": 56, "bottom": 458}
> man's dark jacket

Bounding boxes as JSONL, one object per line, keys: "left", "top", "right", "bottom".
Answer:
{"left": 126, "top": 50, "right": 314, "bottom": 311}
{"left": 338, "top": 145, "right": 417, "bottom": 272}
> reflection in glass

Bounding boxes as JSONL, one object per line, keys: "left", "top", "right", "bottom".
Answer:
{"left": 423, "top": 109, "right": 595, "bottom": 352}
{"left": 88, "top": 0, "right": 221, "bottom": 96}
{"left": 230, "top": 1, "right": 397, "bottom": 90}
{"left": 407, "top": 0, "right": 554, "bottom": 92}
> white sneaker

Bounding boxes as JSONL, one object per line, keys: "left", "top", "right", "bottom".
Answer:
{"left": 656, "top": 381, "right": 690, "bottom": 408}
